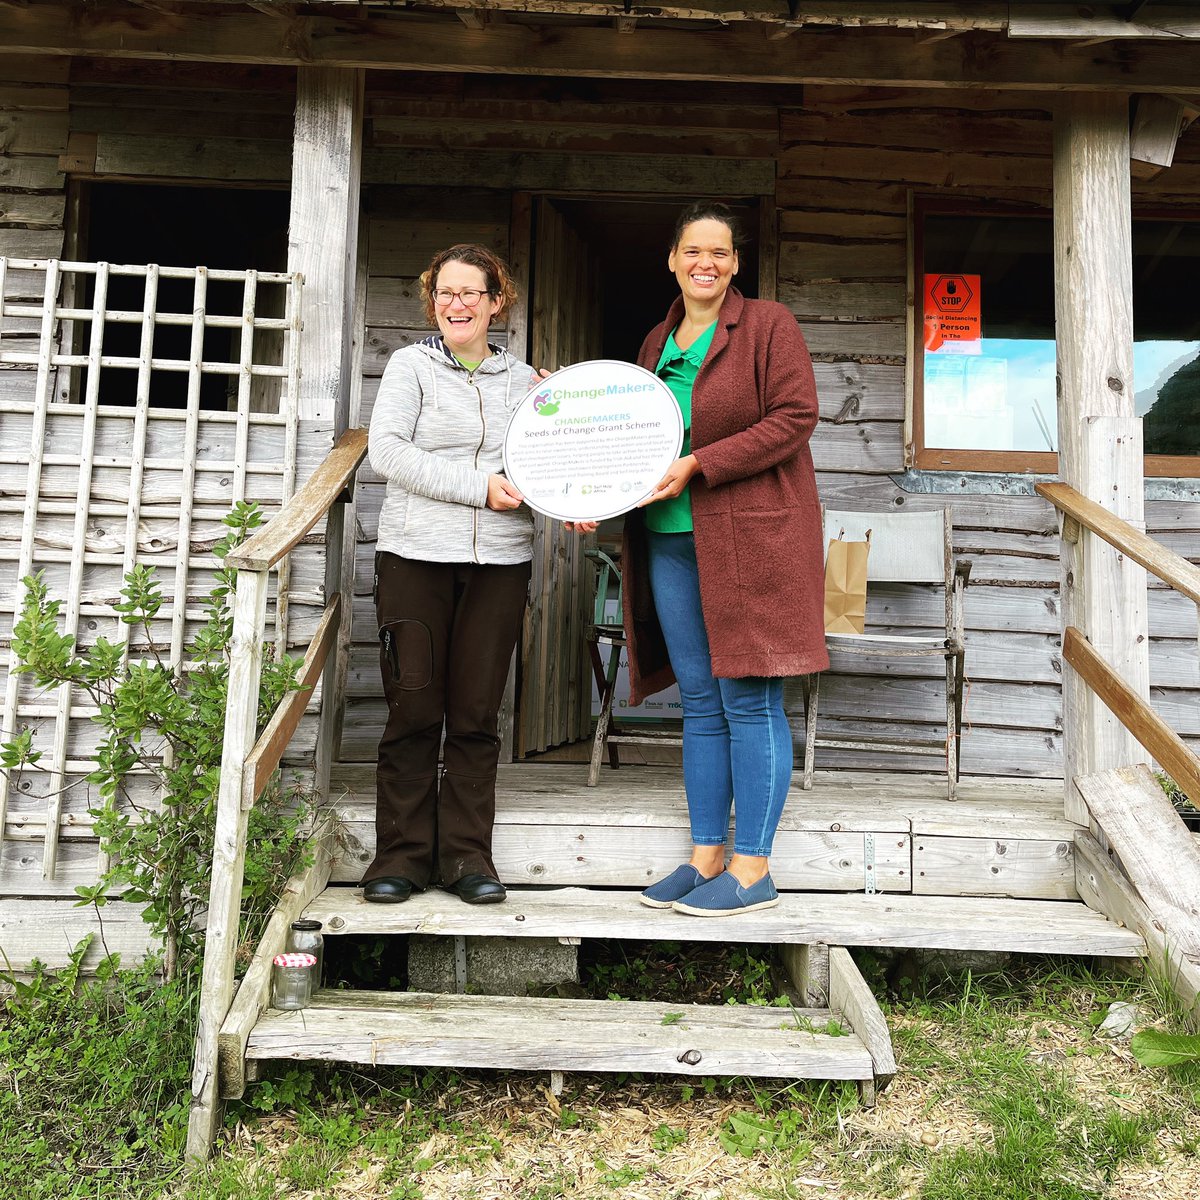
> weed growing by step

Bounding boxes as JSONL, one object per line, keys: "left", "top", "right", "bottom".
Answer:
{"left": 2, "top": 500, "right": 306, "bottom": 981}
{"left": 0, "top": 937, "right": 194, "bottom": 1199}
{"left": 0, "top": 501, "right": 316, "bottom": 1193}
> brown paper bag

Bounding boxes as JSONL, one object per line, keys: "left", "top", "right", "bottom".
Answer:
{"left": 824, "top": 528, "right": 871, "bottom": 635}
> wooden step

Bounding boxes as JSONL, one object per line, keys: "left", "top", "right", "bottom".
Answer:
{"left": 303, "top": 885, "right": 1145, "bottom": 957}
{"left": 327, "top": 763, "right": 1083, "bottom": 900}
{"left": 245, "top": 989, "right": 877, "bottom": 1082}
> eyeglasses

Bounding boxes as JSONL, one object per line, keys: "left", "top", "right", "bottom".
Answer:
{"left": 432, "top": 288, "right": 492, "bottom": 308}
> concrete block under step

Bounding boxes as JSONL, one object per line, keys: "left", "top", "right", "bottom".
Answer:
{"left": 408, "top": 934, "right": 579, "bottom": 995}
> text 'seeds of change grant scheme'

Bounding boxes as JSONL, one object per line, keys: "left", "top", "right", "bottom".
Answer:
{"left": 503, "top": 361, "right": 684, "bottom": 523}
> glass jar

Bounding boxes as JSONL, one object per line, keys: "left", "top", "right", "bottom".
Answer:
{"left": 286, "top": 919, "right": 324, "bottom": 988}
{"left": 271, "top": 952, "right": 317, "bottom": 1010}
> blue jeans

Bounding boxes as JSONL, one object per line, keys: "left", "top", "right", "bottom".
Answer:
{"left": 645, "top": 530, "right": 792, "bottom": 857}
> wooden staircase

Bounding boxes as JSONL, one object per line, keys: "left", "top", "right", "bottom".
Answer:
{"left": 212, "top": 765, "right": 1152, "bottom": 1110}
{"left": 229, "top": 884, "right": 1144, "bottom": 1105}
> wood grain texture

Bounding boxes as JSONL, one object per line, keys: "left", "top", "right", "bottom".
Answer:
{"left": 9, "top": 10, "right": 1200, "bottom": 92}
{"left": 186, "top": 569, "right": 269, "bottom": 1160}
{"left": 227, "top": 428, "right": 367, "bottom": 571}
{"left": 911, "top": 835, "right": 1076, "bottom": 900}
{"left": 245, "top": 988, "right": 876, "bottom": 1079}
{"left": 300, "top": 883, "right": 1143, "bottom": 956}
{"left": 1053, "top": 98, "right": 1150, "bottom": 820}
{"left": 1064, "top": 630, "right": 1200, "bottom": 802}
{"left": 218, "top": 815, "right": 335, "bottom": 1099}
{"left": 1037, "top": 482, "right": 1200, "bottom": 606}
{"left": 828, "top": 946, "right": 896, "bottom": 1088}
{"left": 0, "top": 898, "right": 155, "bottom": 973}
{"left": 1075, "top": 765, "right": 1200, "bottom": 957}
{"left": 1074, "top": 830, "right": 1200, "bottom": 1023}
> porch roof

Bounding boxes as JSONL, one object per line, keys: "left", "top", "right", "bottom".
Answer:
{"left": 3, "top": 2, "right": 1200, "bottom": 93}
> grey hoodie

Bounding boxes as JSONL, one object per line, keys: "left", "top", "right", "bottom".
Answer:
{"left": 369, "top": 336, "right": 535, "bottom": 565}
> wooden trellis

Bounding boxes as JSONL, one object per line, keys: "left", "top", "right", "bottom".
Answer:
{"left": 0, "top": 257, "right": 302, "bottom": 884}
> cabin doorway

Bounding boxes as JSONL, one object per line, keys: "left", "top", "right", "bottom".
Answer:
{"left": 515, "top": 194, "right": 763, "bottom": 758}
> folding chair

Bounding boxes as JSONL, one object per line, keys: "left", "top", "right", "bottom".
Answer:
{"left": 801, "top": 507, "right": 971, "bottom": 800}
{"left": 584, "top": 548, "right": 682, "bottom": 786}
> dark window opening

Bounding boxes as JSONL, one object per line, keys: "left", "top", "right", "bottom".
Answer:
{"left": 78, "top": 182, "right": 289, "bottom": 409}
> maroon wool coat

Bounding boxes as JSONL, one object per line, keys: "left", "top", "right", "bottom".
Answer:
{"left": 622, "top": 287, "right": 830, "bottom": 706}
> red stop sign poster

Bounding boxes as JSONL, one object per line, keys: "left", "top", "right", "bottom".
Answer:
{"left": 924, "top": 273, "right": 981, "bottom": 353}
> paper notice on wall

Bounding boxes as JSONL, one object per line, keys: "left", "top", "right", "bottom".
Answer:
{"left": 924, "top": 273, "right": 981, "bottom": 355}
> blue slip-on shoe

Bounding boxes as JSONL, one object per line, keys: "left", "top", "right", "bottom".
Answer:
{"left": 640, "top": 864, "right": 710, "bottom": 909}
{"left": 671, "top": 870, "right": 779, "bottom": 917}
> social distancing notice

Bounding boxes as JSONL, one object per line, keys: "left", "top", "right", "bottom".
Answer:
{"left": 924, "top": 273, "right": 981, "bottom": 354}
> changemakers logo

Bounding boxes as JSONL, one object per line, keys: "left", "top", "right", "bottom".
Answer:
{"left": 532, "top": 390, "right": 560, "bottom": 416}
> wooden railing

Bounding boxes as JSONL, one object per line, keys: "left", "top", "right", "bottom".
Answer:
{"left": 1036, "top": 481, "right": 1200, "bottom": 800}
{"left": 186, "top": 426, "right": 369, "bottom": 1158}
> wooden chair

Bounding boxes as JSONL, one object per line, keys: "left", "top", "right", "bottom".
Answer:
{"left": 585, "top": 548, "right": 682, "bottom": 786}
{"left": 801, "top": 507, "right": 971, "bottom": 800}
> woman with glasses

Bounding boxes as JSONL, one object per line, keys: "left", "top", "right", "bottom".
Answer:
{"left": 363, "top": 243, "right": 539, "bottom": 906}
{"left": 574, "top": 201, "right": 829, "bottom": 916}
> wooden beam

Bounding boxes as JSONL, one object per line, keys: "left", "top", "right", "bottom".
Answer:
{"left": 5, "top": 10, "right": 1200, "bottom": 91}
{"left": 289, "top": 66, "right": 364, "bottom": 426}
{"left": 1009, "top": 3, "right": 1200, "bottom": 41}
{"left": 226, "top": 427, "right": 368, "bottom": 572}
{"left": 1074, "top": 766, "right": 1200, "bottom": 956}
{"left": 186, "top": 568, "right": 270, "bottom": 1160}
{"left": 1075, "top": 830, "right": 1200, "bottom": 1025}
{"left": 1130, "top": 93, "right": 1194, "bottom": 179}
{"left": 1052, "top": 95, "right": 1149, "bottom": 825}
{"left": 217, "top": 814, "right": 335, "bottom": 1099}
{"left": 1035, "top": 482, "right": 1200, "bottom": 606}
{"left": 313, "top": 1, "right": 1010, "bottom": 29}
{"left": 1063, "top": 628, "right": 1200, "bottom": 802}
{"left": 828, "top": 946, "right": 896, "bottom": 1101}
{"left": 244, "top": 594, "right": 342, "bottom": 806}
{"left": 246, "top": 1, "right": 299, "bottom": 16}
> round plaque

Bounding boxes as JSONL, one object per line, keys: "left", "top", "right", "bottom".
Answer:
{"left": 503, "top": 360, "right": 683, "bottom": 522}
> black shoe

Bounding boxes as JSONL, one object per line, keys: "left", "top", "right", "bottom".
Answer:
{"left": 447, "top": 873, "right": 507, "bottom": 905}
{"left": 363, "top": 876, "right": 415, "bottom": 904}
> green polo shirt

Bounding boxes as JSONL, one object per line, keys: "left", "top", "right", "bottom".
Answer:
{"left": 645, "top": 320, "right": 717, "bottom": 534}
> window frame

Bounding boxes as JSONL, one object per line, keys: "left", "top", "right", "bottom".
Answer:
{"left": 911, "top": 195, "right": 1200, "bottom": 479}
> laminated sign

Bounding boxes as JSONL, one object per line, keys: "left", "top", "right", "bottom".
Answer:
{"left": 924, "top": 273, "right": 981, "bottom": 355}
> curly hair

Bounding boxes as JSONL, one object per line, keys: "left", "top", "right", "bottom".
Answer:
{"left": 420, "top": 243, "right": 519, "bottom": 326}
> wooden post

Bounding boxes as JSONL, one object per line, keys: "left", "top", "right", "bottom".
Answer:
{"left": 288, "top": 65, "right": 365, "bottom": 792}
{"left": 186, "top": 568, "right": 270, "bottom": 1160}
{"left": 1052, "top": 94, "right": 1150, "bottom": 826}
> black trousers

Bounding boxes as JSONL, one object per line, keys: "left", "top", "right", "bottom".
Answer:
{"left": 364, "top": 551, "right": 531, "bottom": 888}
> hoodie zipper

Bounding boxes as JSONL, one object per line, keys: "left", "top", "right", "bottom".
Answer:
{"left": 468, "top": 367, "right": 485, "bottom": 564}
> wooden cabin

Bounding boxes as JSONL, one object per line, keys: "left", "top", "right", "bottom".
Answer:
{"left": 2, "top": 0, "right": 1200, "bottom": 1161}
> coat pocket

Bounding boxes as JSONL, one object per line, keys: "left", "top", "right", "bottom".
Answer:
{"left": 379, "top": 619, "right": 434, "bottom": 692}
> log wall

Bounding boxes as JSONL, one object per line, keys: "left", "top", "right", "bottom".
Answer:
{"left": 0, "top": 58, "right": 327, "bottom": 924}
{"left": 2, "top": 58, "right": 1198, "bottom": 806}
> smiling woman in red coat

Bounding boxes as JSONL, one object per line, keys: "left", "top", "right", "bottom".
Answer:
{"left": 622, "top": 201, "right": 829, "bottom": 916}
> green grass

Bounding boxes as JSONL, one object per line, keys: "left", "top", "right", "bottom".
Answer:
{"left": 3, "top": 948, "right": 1197, "bottom": 1199}
{"left": 0, "top": 940, "right": 194, "bottom": 1199}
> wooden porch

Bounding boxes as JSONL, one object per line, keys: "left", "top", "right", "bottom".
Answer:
{"left": 211, "top": 761, "right": 1144, "bottom": 1117}
{"left": 330, "top": 763, "right": 1087, "bottom": 903}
